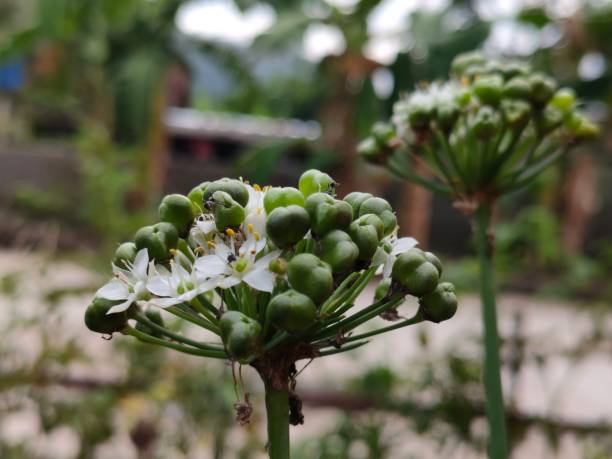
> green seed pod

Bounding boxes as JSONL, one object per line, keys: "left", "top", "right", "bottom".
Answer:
{"left": 268, "top": 289, "right": 317, "bottom": 333}
{"left": 465, "top": 64, "right": 486, "bottom": 79}
{"left": 371, "top": 122, "right": 395, "bottom": 146}
{"left": 344, "top": 191, "right": 373, "bottom": 216}
{"left": 528, "top": 73, "right": 557, "bottom": 106}
{"left": 266, "top": 205, "right": 311, "bottom": 248}
{"left": 210, "top": 191, "right": 246, "bottom": 231}
{"left": 455, "top": 87, "right": 472, "bottom": 107}
{"left": 298, "top": 169, "right": 336, "bottom": 197}
{"left": 470, "top": 105, "right": 501, "bottom": 140}
{"left": 159, "top": 194, "right": 195, "bottom": 235}
{"left": 374, "top": 278, "right": 392, "bottom": 302}
{"left": 113, "top": 242, "right": 137, "bottom": 268}
{"left": 203, "top": 178, "right": 249, "bottom": 207}
{"left": 263, "top": 187, "right": 306, "bottom": 213}
{"left": 424, "top": 251, "right": 443, "bottom": 275}
{"left": 436, "top": 102, "right": 460, "bottom": 131}
{"left": 187, "top": 181, "right": 209, "bottom": 213}
{"left": 135, "top": 222, "right": 179, "bottom": 262}
{"left": 359, "top": 197, "right": 397, "bottom": 236}
{"left": 268, "top": 257, "right": 288, "bottom": 275}
{"left": 451, "top": 51, "right": 487, "bottom": 77}
{"left": 305, "top": 192, "right": 353, "bottom": 236}
{"left": 407, "top": 103, "right": 434, "bottom": 130}
{"left": 535, "top": 105, "right": 563, "bottom": 134}
{"left": 84, "top": 297, "right": 129, "bottom": 334}
{"left": 320, "top": 230, "right": 359, "bottom": 274}
{"left": 501, "top": 99, "right": 532, "bottom": 129}
{"left": 354, "top": 213, "right": 384, "bottom": 239}
{"left": 357, "top": 137, "right": 383, "bottom": 163}
{"left": 419, "top": 282, "right": 457, "bottom": 323}
{"left": 502, "top": 77, "right": 531, "bottom": 101}
{"left": 135, "top": 308, "right": 165, "bottom": 337}
{"left": 550, "top": 88, "right": 576, "bottom": 114}
{"left": 482, "top": 60, "right": 505, "bottom": 77}
{"left": 472, "top": 74, "right": 504, "bottom": 105}
{"left": 287, "top": 253, "right": 333, "bottom": 305}
{"left": 219, "top": 311, "right": 261, "bottom": 362}
{"left": 574, "top": 118, "right": 599, "bottom": 139}
{"left": 500, "top": 61, "right": 530, "bottom": 80}
{"left": 392, "top": 248, "right": 439, "bottom": 296}
{"left": 348, "top": 214, "right": 384, "bottom": 261}
{"left": 219, "top": 310, "right": 246, "bottom": 341}
{"left": 566, "top": 112, "right": 599, "bottom": 139}
{"left": 226, "top": 323, "right": 261, "bottom": 362}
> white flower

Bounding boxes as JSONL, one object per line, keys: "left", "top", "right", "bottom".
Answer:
{"left": 96, "top": 249, "right": 153, "bottom": 314}
{"left": 147, "top": 261, "right": 217, "bottom": 308}
{"left": 189, "top": 214, "right": 217, "bottom": 250}
{"left": 243, "top": 184, "right": 267, "bottom": 234}
{"left": 393, "top": 81, "right": 461, "bottom": 136}
{"left": 372, "top": 234, "right": 418, "bottom": 279}
{"left": 195, "top": 237, "right": 280, "bottom": 292}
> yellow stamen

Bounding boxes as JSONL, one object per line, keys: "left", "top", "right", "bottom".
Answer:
{"left": 247, "top": 223, "right": 254, "bottom": 233}
{"left": 253, "top": 184, "right": 262, "bottom": 192}
{"left": 254, "top": 231, "right": 260, "bottom": 241}
{"left": 461, "top": 76, "right": 469, "bottom": 87}
{"left": 169, "top": 249, "right": 177, "bottom": 256}
{"left": 226, "top": 228, "right": 236, "bottom": 238}
{"left": 206, "top": 241, "right": 216, "bottom": 249}
{"left": 195, "top": 246, "right": 205, "bottom": 254}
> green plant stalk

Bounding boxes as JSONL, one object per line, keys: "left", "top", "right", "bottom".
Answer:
{"left": 265, "top": 383, "right": 291, "bottom": 459}
{"left": 474, "top": 204, "right": 508, "bottom": 459}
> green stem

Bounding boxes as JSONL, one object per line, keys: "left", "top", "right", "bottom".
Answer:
{"left": 342, "top": 311, "right": 424, "bottom": 343}
{"left": 133, "top": 312, "right": 223, "bottom": 351}
{"left": 386, "top": 156, "right": 451, "bottom": 194}
{"left": 166, "top": 304, "right": 221, "bottom": 335}
{"left": 264, "top": 383, "right": 290, "bottom": 459}
{"left": 474, "top": 204, "right": 508, "bottom": 459}
{"left": 191, "top": 297, "right": 220, "bottom": 324}
{"left": 123, "top": 326, "right": 227, "bottom": 359}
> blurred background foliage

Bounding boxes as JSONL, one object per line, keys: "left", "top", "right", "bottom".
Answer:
{"left": 1, "top": 0, "right": 612, "bottom": 457}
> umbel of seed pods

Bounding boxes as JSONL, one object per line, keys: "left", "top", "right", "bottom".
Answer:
{"left": 358, "top": 51, "right": 599, "bottom": 205}
{"left": 85, "top": 170, "right": 457, "bottom": 375}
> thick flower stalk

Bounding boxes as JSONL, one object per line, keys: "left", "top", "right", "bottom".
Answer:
{"left": 84, "top": 170, "right": 457, "bottom": 459}
{"left": 359, "top": 52, "right": 598, "bottom": 459}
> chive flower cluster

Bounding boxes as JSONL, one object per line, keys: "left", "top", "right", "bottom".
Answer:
{"left": 359, "top": 51, "right": 599, "bottom": 207}
{"left": 85, "top": 170, "right": 457, "bottom": 375}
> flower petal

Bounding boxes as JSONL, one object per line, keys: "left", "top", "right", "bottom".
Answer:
{"left": 106, "top": 296, "right": 134, "bottom": 314}
{"left": 243, "top": 268, "right": 275, "bottom": 292}
{"left": 218, "top": 276, "right": 241, "bottom": 289}
{"left": 133, "top": 249, "right": 149, "bottom": 279}
{"left": 195, "top": 255, "right": 230, "bottom": 276}
{"left": 392, "top": 237, "right": 418, "bottom": 255}
{"left": 370, "top": 247, "right": 387, "bottom": 267}
{"left": 149, "top": 296, "right": 182, "bottom": 308}
{"left": 382, "top": 259, "right": 394, "bottom": 279}
{"left": 147, "top": 276, "right": 173, "bottom": 297}
{"left": 97, "top": 280, "right": 129, "bottom": 301}
{"left": 256, "top": 250, "right": 282, "bottom": 266}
